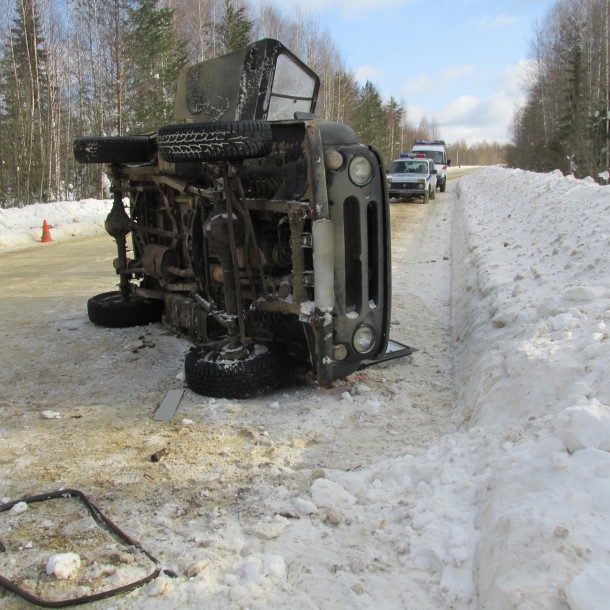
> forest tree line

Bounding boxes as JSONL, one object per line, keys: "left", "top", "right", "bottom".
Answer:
{"left": 506, "top": 0, "right": 610, "bottom": 179}
{"left": 0, "top": 0, "right": 505, "bottom": 207}
{"left": 10, "top": 0, "right": 603, "bottom": 207}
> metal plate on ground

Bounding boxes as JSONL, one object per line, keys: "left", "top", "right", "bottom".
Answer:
{"left": 154, "top": 389, "right": 184, "bottom": 421}
{"left": 359, "top": 339, "right": 417, "bottom": 369}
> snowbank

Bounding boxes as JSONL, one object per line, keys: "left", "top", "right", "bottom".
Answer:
{"left": 268, "top": 168, "right": 610, "bottom": 609}
{"left": 453, "top": 168, "right": 610, "bottom": 609}
{"left": 0, "top": 199, "right": 111, "bottom": 252}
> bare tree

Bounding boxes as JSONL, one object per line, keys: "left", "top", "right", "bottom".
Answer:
{"left": 510, "top": 0, "right": 609, "bottom": 178}
{"left": 3, "top": 0, "right": 505, "bottom": 205}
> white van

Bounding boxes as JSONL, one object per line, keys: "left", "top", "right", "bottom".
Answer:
{"left": 411, "top": 140, "right": 451, "bottom": 192}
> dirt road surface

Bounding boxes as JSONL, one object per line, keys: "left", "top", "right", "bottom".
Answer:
{"left": 0, "top": 171, "right": 472, "bottom": 608}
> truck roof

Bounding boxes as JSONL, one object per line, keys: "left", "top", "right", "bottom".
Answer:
{"left": 414, "top": 140, "right": 446, "bottom": 147}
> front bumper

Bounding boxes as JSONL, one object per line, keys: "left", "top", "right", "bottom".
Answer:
{"left": 388, "top": 184, "right": 427, "bottom": 197}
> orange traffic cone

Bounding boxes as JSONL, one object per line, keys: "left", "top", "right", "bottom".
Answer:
{"left": 40, "top": 219, "right": 53, "bottom": 243}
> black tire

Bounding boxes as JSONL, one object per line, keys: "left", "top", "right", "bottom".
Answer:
{"left": 74, "top": 136, "right": 155, "bottom": 164}
{"left": 157, "top": 120, "right": 272, "bottom": 163}
{"left": 440, "top": 180, "right": 446, "bottom": 193}
{"left": 87, "top": 291, "right": 163, "bottom": 328}
{"left": 185, "top": 342, "right": 286, "bottom": 398}
{"left": 430, "top": 186, "right": 436, "bottom": 200}
{"left": 423, "top": 189, "right": 429, "bottom": 204}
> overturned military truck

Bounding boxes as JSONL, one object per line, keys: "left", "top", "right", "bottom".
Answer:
{"left": 74, "top": 39, "right": 413, "bottom": 399}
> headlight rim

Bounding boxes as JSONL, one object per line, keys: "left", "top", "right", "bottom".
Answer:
{"left": 352, "top": 324, "right": 376, "bottom": 354}
{"left": 348, "top": 154, "right": 374, "bottom": 186}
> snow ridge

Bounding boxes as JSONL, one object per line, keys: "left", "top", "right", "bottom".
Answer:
{"left": 453, "top": 167, "right": 610, "bottom": 609}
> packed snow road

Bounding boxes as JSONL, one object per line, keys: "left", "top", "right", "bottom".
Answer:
{"left": 4, "top": 167, "right": 609, "bottom": 609}
{"left": 0, "top": 173, "right": 471, "bottom": 608}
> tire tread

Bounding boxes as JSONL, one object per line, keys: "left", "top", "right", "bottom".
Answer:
{"left": 157, "top": 120, "right": 272, "bottom": 163}
{"left": 87, "top": 291, "right": 163, "bottom": 328}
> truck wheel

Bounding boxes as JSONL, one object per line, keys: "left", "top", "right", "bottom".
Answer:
{"left": 185, "top": 342, "right": 286, "bottom": 398}
{"left": 87, "top": 291, "right": 163, "bottom": 328}
{"left": 440, "top": 180, "right": 446, "bottom": 193}
{"left": 74, "top": 136, "right": 155, "bottom": 164}
{"left": 157, "top": 120, "right": 272, "bottom": 163}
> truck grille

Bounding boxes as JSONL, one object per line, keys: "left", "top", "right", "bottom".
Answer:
{"left": 391, "top": 182, "right": 418, "bottom": 189}
{"left": 343, "top": 197, "right": 362, "bottom": 311}
{"left": 341, "top": 196, "right": 381, "bottom": 313}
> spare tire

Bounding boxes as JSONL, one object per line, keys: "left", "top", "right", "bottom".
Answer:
{"left": 74, "top": 136, "right": 155, "bottom": 164}
{"left": 157, "top": 120, "right": 272, "bottom": 163}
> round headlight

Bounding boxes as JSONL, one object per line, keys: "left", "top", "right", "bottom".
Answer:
{"left": 353, "top": 325, "right": 376, "bottom": 354}
{"left": 325, "top": 150, "right": 343, "bottom": 171}
{"left": 333, "top": 344, "right": 348, "bottom": 361}
{"left": 349, "top": 155, "right": 373, "bottom": 186}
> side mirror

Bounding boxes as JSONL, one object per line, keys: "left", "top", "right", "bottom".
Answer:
{"left": 447, "top": 159, "right": 451, "bottom": 166}
{"left": 431, "top": 169, "right": 437, "bottom": 174}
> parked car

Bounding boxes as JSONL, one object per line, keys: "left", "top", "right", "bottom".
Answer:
{"left": 387, "top": 154, "right": 437, "bottom": 203}
{"left": 411, "top": 140, "right": 450, "bottom": 192}
{"left": 74, "top": 39, "right": 413, "bottom": 399}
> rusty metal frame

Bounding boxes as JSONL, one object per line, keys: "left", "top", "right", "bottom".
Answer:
{"left": 0, "top": 489, "right": 161, "bottom": 608}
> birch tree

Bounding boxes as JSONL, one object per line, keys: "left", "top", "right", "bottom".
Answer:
{"left": 0, "top": 0, "right": 51, "bottom": 204}
{"left": 509, "top": 0, "right": 609, "bottom": 178}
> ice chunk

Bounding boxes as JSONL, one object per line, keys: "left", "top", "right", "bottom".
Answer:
{"left": 553, "top": 399, "right": 610, "bottom": 452}
{"left": 566, "top": 563, "right": 610, "bottom": 610}
{"left": 310, "top": 478, "right": 357, "bottom": 509}
{"left": 46, "top": 552, "right": 81, "bottom": 580}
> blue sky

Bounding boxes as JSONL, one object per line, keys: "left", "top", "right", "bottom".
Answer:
{"left": 256, "top": 0, "right": 554, "bottom": 145}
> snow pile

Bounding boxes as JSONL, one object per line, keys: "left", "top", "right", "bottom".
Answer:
{"left": 0, "top": 199, "right": 111, "bottom": 251}
{"left": 237, "top": 168, "right": 607, "bottom": 609}
{"left": 452, "top": 167, "right": 610, "bottom": 609}
{"left": 244, "top": 168, "right": 609, "bottom": 609}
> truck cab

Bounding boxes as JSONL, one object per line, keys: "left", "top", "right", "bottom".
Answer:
{"left": 411, "top": 140, "right": 450, "bottom": 192}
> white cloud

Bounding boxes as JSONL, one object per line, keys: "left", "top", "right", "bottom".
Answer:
{"left": 415, "top": 59, "right": 539, "bottom": 145}
{"left": 499, "top": 58, "right": 538, "bottom": 96}
{"left": 403, "top": 73, "right": 434, "bottom": 96}
{"left": 402, "top": 95, "right": 513, "bottom": 145}
{"left": 404, "top": 104, "right": 430, "bottom": 125}
{"left": 437, "top": 91, "right": 520, "bottom": 144}
{"left": 468, "top": 14, "right": 524, "bottom": 29}
{"left": 441, "top": 64, "right": 475, "bottom": 81}
{"left": 354, "top": 64, "right": 384, "bottom": 84}
{"left": 401, "top": 64, "right": 474, "bottom": 97}
{"left": 254, "top": 0, "right": 418, "bottom": 19}
{"left": 441, "top": 95, "right": 480, "bottom": 122}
